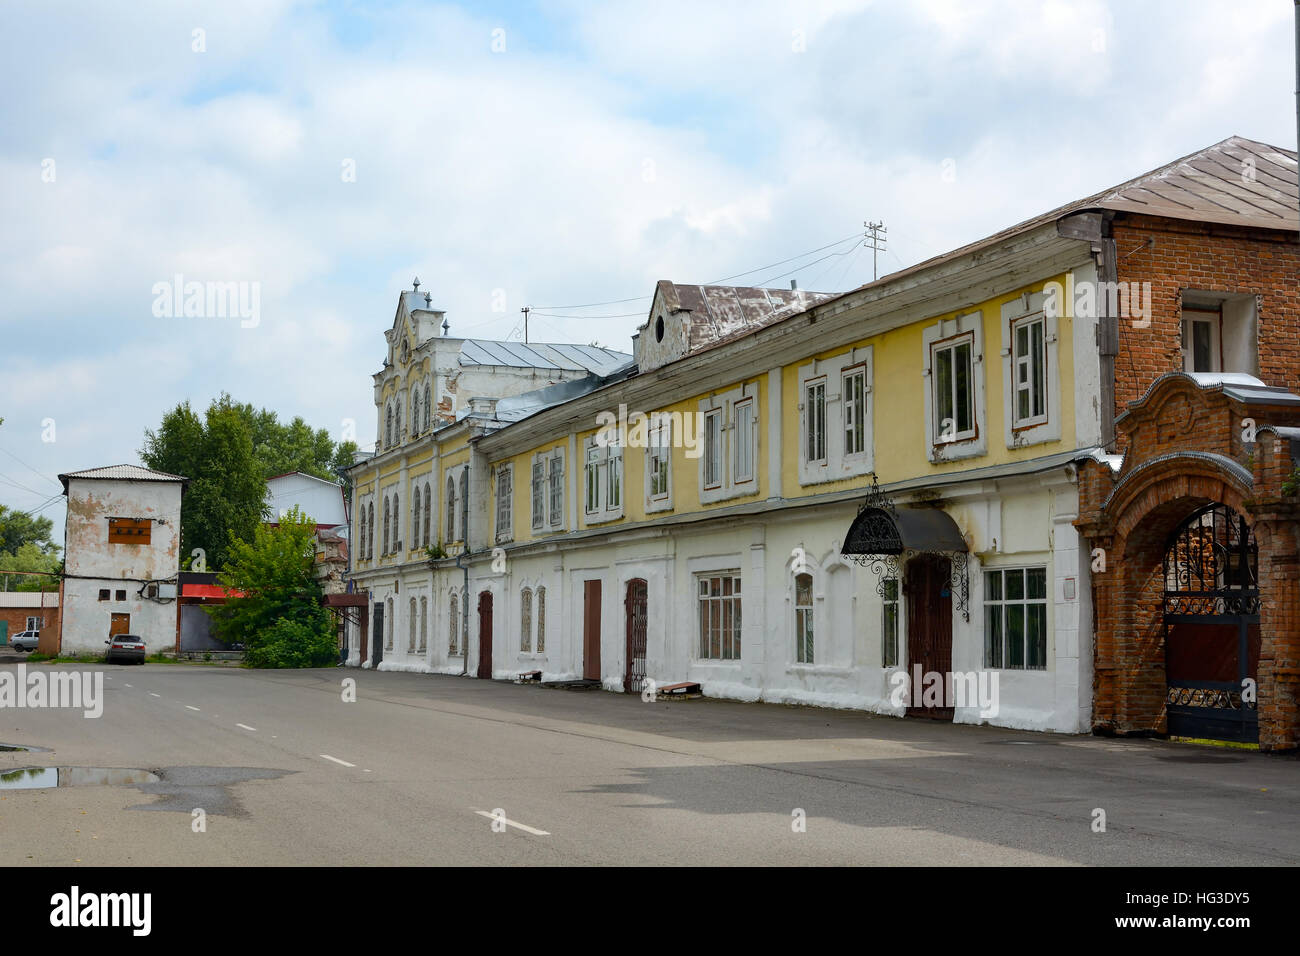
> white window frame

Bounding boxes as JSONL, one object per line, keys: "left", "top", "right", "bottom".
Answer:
{"left": 582, "top": 436, "right": 624, "bottom": 524}
{"left": 797, "top": 347, "right": 874, "bottom": 485}
{"left": 546, "top": 448, "right": 566, "bottom": 530}
{"left": 794, "top": 572, "right": 814, "bottom": 664}
{"left": 804, "top": 379, "right": 826, "bottom": 466}
{"left": 645, "top": 415, "right": 673, "bottom": 513}
{"left": 923, "top": 312, "right": 987, "bottom": 462}
{"left": 696, "top": 572, "right": 742, "bottom": 662}
{"left": 495, "top": 464, "right": 513, "bottom": 544}
{"left": 1000, "top": 291, "right": 1061, "bottom": 448}
{"left": 842, "top": 365, "right": 868, "bottom": 458}
{"left": 531, "top": 458, "right": 545, "bottom": 530}
{"left": 881, "top": 577, "right": 900, "bottom": 668}
{"left": 702, "top": 408, "right": 723, "bottom": 490}
{"left": 983, "top": 566, "right": 1049, "bottom": 671}
{"left": 1181, "top": 307, "right": 1222, "bottom": 374}
{"left": 698, "top": 384, "right": 761, "bottom": 504}
{"left": 733, "top": 398, "right": 755, "bottom": 485}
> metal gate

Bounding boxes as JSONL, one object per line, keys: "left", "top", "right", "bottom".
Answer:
{"left": 624, "top": 579, "right": 648, "bottom": 693}
{"left": 1163, "top": 503, "right": 1260, "bottom": 743}
{"left": 371, "top": 603, "right": 384, "bottom": 668}
{"left": 477, "top": 591, "right": 493, "bottom": 679}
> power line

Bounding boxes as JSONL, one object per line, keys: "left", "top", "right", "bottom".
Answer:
{"left": 530, "top": 228, "right": 866, "bottom": 314}
{"left": 0, "top": 446, "right": 61, "bottom": 492}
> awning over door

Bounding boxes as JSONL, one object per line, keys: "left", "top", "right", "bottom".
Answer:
{"left": 841, "top": 506, "right": 969, "bottom": 557}
{"left": 840, "top": 488, "right": 970, "bottom": 620}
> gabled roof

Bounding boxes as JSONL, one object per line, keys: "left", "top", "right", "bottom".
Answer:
{"left": 459, "top": 339, "right": 631, "bottom": 376}
{"left": 652, "top": 280, "right": 838, "bottom": 352}
{"left": 838, "top": 136, "right": 1297, "bottom": 304}
{"left": 59, "top": 464, "right": 188, "bottom": 493}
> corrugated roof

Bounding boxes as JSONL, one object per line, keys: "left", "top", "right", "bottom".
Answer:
{"left": 658, "top": 281, "right": 838, "bottom": 352}
{"left": 59, "top": 464, "right": 188, "bottom": 493}
{"left": 460, "top": 340, "right": 631, "bottom": 376}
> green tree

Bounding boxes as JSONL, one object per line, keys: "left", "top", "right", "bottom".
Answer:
{"left": 232, "top": 403, "right": 355, "bottom": 484}
{"left": 0, "top": 542, "right": 61, "bottom": 591}
{"left": 0, "top": 505, "right": 59, "bottom": 557}
{"left": 207, "top": 506, "right": 337, "bottom": 668}
{"left": 141, "top": 395, "right": 266, "bottom": 569}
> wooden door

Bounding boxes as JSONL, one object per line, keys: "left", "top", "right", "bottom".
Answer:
{"left": 371, "top": 603, "right": 384, "bottom": 667}
{"left": 904, "top": 555, "right": 953, "bottom": 720}
{"left": 477, "top": 592, "right": 493, "bottom": 679}
{"left": 583, "top": 580, "right": 602, "bottom": 681}
{"left": 624, "top": 579, "right": 648, "bottom": 692}
{"left": 110, "top": 613, "right": 131, "bottom": 637}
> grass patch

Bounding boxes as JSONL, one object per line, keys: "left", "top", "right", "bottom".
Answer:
{"left": 1169, "top": 736, "right": 1259, "bottom": 751}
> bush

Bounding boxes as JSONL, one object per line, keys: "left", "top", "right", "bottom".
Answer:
{"left": 244, "top": 618, "right": 338, "bottom": 669}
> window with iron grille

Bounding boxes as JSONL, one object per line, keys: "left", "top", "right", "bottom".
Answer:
{"left": 520, "top": 587, "right": 532, "bottom": 653}
{"left": 881, "top": 577, "right": 900, "bottom": 667}
{"left": 496, "top": 466, "right": 512, "bottom": 543}
{"left": 984, "top": 568, "right": 1047, "bottom": 669}
{"left": 697, "top": 573, "right": 742, "bottom": 661}
{"left": 536, "top": 586, "right": 546, "bottom": 653}
{"left": 794, "top": 572, "right": 814, "bottom": 664}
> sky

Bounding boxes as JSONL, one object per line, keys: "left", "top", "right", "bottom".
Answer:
{"left": 0, "top": 0, "right": 1296, "bottom": 537}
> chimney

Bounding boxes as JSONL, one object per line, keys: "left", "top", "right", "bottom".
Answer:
{"left": 790, "top": 280, "right": 798, "bottom": 290}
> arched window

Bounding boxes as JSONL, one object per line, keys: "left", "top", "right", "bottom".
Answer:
{"left": 391, "top": 493, "right": 399, "bottom": 551}
{"left": 385, "top": 597, "right": 394, "bottom": 650}
{"left": 795, "top": 572, "right": 814, "bottom": 664}
{"left": 412, "top": 390, "right": 421, "bottom": 436}
{"left": 367, "top": 502, "right": 374, "bottom": 559}
{"left": 385, "top": 405, "right": 393, "bottom": 448}
{"left": 459, "top": 470, "right": 468, "bottom": 541}
{"left": 449, "top": 592, "right": 460, "bottom": 654}
{"left": 423, "top": 383, "right": 432, "bottom": 431}
{"left": 536, "top": 586, "right": 546, "bottom": 653}
{"left": 408, "top": 598, "right": 417, "bottom": 652}
{"left": 412, "top": 490, "right": 421, "bottom": 549}
{"left": 423, "top": 483, "right": 431, "bottom": 548}
{"left": 395, "top": 402, "right": 402, "bottom": 444}
{"left": 446, "top": 475, "right": 456, "bottom": 542}
{"left": 383, "top": 497, "right": 391, "bottom": 554}
{"left": 520, "top": 588, "right": 533, "bottom": 653}
{"left": 419, "top": 596, "right": 428, "bottom": 653}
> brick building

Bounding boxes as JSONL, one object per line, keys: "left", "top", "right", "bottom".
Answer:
{"left": 0, "top": 591, "right": 60, "bottom": 652}
{"left": 1074, "top": 137, "right": 1300, "bottom": 750}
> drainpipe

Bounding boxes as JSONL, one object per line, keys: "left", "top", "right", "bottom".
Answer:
{"left": 455, "top": 548, "right": 469, "bottom": 675}
{"left": 1097, "top": 212, "right": 1120, "bottom": 453}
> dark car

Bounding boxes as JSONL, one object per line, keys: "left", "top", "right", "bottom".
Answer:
{"left": 105, "top": 634, "right": 146, "bottom": 664}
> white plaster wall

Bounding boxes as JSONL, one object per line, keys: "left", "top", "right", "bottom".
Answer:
{"left": 266, "top": 474, "right": 345, "bottom": 526}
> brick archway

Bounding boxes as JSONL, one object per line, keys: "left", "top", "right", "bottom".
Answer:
{"left": 1082, "top": 454, "right": 1252, "bottom": 738}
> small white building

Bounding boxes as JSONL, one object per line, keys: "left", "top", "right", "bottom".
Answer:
{"left": 58, "top": 465, "right": 186, "bottom": 656}
{"left": 266, "top": 471, "right": 347, "bottom": 528}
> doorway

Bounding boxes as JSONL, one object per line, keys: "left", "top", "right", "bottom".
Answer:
{"left": 110, "top": 612, "right": 131, "bottom": 638}
{"left": 477, "top": 591, "right": 494, "bottom": 679}
{"left": 583, "top": 580, "right": 602, "bottom": 681}
{"left": 624, "top": 579, "right": 647, "bottom": 693}
{"left": 904, "top": 554, "right": 953, "bottom": 720}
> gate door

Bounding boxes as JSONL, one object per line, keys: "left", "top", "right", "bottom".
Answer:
{"left": 477, "top": 592, "right": 494, "bottom": 679}
{"left": 624, "top": 579, "right": 648, "bottom": 693}
{"left": 1163, "top": 503, "right": 1260, "bottom": 743}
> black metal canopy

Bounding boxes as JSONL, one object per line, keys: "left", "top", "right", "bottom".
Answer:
{"left": 841, "top": 506, "right": 969, "bottom": 557}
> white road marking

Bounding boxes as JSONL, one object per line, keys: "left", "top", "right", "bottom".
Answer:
{"left": 236, "top": 723, "right": 257, "bottom": 732}
{"left": 149, "top": 693, "right": 161, "bottom": 698}
{"left": 124, "top": 684, "right": 132, "bottom": 688}
{"left": 474, "top": 810, "right": 551, "bottom": 836}
{"left": 319, "top": 754, "right": 356, "bottom": 768}
{"left": 185, "top": 705, "right": 200, "bottom": 711}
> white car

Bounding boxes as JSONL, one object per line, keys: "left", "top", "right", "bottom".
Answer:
{"left": 10, "top": 630, "right": 39, "bottom": 652}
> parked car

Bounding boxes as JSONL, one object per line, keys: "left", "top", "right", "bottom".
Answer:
{"left": 10, "top": 630, "right": 39, "bottom": 652}
{"left": 104, "top": 634, "right": 146, "bottom": 664}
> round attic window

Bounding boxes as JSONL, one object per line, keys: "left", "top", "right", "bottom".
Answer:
{"left": 654, "top": 315, "right": 665, "bottom": 342}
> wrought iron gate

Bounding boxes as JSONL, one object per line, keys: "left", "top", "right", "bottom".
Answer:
{"left": 624, "top": 579, "right": 648, "bottom": 693}
{"left": 1162, "top": 503, "right": 1260, "bottom": 743}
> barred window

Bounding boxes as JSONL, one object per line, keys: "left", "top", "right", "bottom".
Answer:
{"left": 698, "top": 573, "right": 742, "bottom": 661}
{"left": 520, "top": 588, "right": 532, "bottom": 653}
{"left": 881, "top": 578, "right": 900, "bottom": 667}
{"left": 984, "top": 568, "right": 1047, "bottom": 669}
{"left": 794, "top": 573, "right": 814, "bottom": 664}
{"left": 536, "top": 586, "right": 546, "bottom": 653}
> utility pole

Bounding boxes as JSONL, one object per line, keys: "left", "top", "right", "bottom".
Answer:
{"left": 521, "top": 306, "right": 530, "bottom": 344}
{"left": 865, "top": 220, "right": 887, "bottom": 281}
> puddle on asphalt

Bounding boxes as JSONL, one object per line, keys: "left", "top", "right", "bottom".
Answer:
{"left": 0, "top": 767, "right": 160, "bottom": 790}
{"left": 0, "top": 742, "right": 51, "bottom": 752}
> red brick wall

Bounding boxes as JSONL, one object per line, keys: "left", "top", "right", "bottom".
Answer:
{"left": 0, "top": 604, "right": 60, "bottom": 645}
{"left": 1112, "top": 215, "right": 1300, "bottom": 415}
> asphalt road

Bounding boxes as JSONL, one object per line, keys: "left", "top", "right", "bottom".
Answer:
{"left": 1, "top": 657, "right": 1297, "bottom": 866}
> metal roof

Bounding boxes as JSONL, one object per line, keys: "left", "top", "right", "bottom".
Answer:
{"left": 1118, "top": 372, "right": 1300, "bottom": 422}
{"left": 655, "top": 281, "right": 838, "bottom": 352}
{"left": 459, "top": 340, "right": 631, "bottom": 376}
{"left": 842, "top": 505, "right": 969, "bottom": 556}
{"left": 59, "top": 464, "right": 188, "bottom": 493}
